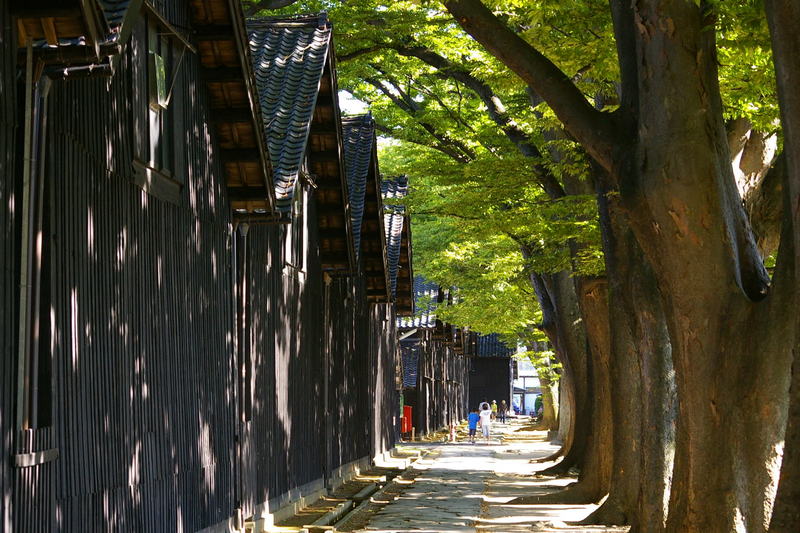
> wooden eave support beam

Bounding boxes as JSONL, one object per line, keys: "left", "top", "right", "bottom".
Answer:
{"left": 319, "top": 229, "right": 349, "bottom": 240}
{"left": 193, "top": 25, "right": 237, "bottom": 41}
{"left": 227, "top": 186, "right": 271, "bottom": 201}
{"left": 220, "top": 148, "right": 260, "bottom": 162}
{"left": 144, "top": 1, "right": 196, "bottom": 52}
{"left": 310, "top": 149, "right": 340, "bottom": 162}
{"left": 18, "top": 42, "right": 120, "bottom": 64}
{"left": 210, "top": 107, "right": 253, "bottom": 124}
{"left": 308, "top": 126, "right": 339, "bottom": 135}
{"left": 11, "top": 7, "right": 81, "bottom": 17}
{"left": 201, "top": 66, "right": 243, "bottom": 82}
{"left": 41, "top": 18, "right": 58, "bottom": 46}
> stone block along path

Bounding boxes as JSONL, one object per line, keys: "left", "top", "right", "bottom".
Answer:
{"left": 337, "top": 419, "right": 629, "bottom": 532}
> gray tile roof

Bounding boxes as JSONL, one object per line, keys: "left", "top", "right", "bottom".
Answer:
{"left": 342, "top": 115, "right": 375, "bottom": 260}
{"left": 247, "top": 15, "right": 332, "bottom": 212}
{"left": 401, "top": 340, "right": 420, "bottom": 388}
{"left": 399, "top": 276, "right": 440, "bottom": 329}
{"left": 382, "top": 177, "right": 408, "bottom": 297}
{"left": 99, "top": 0, "right": 133, "bottom": 30}
{"left": 382, "top": 176, "right": 409, "bottom": 201}
{"left": 27, "top": 0, "right": 133, "bottom": 48}
{"left": 477, "top": 334, "right": 516, "bottom": 357}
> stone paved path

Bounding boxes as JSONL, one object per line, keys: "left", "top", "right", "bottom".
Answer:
{"left": 348, "top": 419, "right": 628, "bottom": 532}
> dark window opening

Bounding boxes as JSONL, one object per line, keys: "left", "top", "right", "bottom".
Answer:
{"left": 132, "top": 13, "right": 186, "bottom": 204}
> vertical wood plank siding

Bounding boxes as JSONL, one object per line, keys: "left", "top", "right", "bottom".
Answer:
{"left": 1, "top": 5, "right": 18, "bottom": 530}
{"left": 238, "top": 191, "right": 326, "bottom": 515}
{"left": 327, "top": 276, "right": 367, "bottom": 472}
{"left": 369, "top": 304, "right": 398, "bottom": 458}
{"left": 402, "top": 332, "right": 467, "bottom": 437}
{"left": 1, "top": 3, "right": 403, "bottom": 530}
{"left": 30, "top": 7, "right": 236, "bottom": 530}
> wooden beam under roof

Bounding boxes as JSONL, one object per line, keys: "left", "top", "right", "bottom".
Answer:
{"left": 220, "top": 148, "right": 261, "bottom": 163}
{"left": 190, "top": 0, "right": 274, "bottom": 215}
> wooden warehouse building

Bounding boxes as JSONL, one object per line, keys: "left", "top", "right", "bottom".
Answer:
{"left": 0, "top": 2, "right": 411, "bottom": 531}
{"left": 396, "top": 274, "right": 469, "bottom": 438}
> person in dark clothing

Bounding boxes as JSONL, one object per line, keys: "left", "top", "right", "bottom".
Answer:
{"left": 498, "top": 400, "right": 508, "bottom": 423}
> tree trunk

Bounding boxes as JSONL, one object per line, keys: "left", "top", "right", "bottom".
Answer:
{"left": 538, "top": 372, "right": 558, "bottom": 432}
{"left": 527, "top": 269, "right": 585, "bottom": 472}
{"left": 518, "top": 271, "right": 609, "bottom": 504}
{"left": 619, "top": 4, "right": 797, "bottom": 531}
{"left": 572, "top": 277, "right": 613, "bottom": 503}
{"left": 538, "top": 271, "right": 591, "bottom": 479}
{"left": 555, "top": 369, "right": 571, "bottom": 444}
{"left": 444, "top": 2, "right": 799, "bottom": 529}
{"left": 764, "top": 1, "right": 800, "bottom": 531}
{"left": 584, "top": 189, "right": 675, "bottom": 532}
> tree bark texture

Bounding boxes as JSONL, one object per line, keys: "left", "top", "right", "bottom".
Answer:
{"left": 538, "top": 371, "right": 559, "bottom": 432}
{"left": 447, "top": 1, "right": 800, "bottom": 529}
{"left": 765, "top": 1, "right": 800, "bottom": 531}
{"left": 585, "top": 190, "right": 675, "bottom": 533}
{"left": 572, "top": 276, "right": 613, "bottom": 504}
{"left": 523, "top": 270, "right": 610, "bottom": 504}
{"left": 529, "top": 270, "right": 586, "bottom": 472}
{"left": 620, "top": 3, "right": 795, "bottom": 531}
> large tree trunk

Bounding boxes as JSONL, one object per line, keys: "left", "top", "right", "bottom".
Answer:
{"left": 519, "top": 271, "right": 610, "bottom": 504}
{"left": 584, "top": 190, "right": 675, "bottom": 533}
{"left": 764, "top": 1, "right": 800, "bottom": 531}
{"left": 540, "top": 271, "right": 591, "bottom": 479}
{"left": 528, "top": 269, "right": 586, "bottom": 472}
{"left": 571, "top": 277, "right": 613, "bottom": 503}
{"left": 444, "top": 2, "right": 799, "bottom": 529}
{"left": 620, "top": 4, "right": 796, "bottom": 531}
{"left": 538, "top": 370, "right": 558, "bottom": 432}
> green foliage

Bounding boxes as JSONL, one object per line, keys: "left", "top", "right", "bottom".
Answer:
{"left": 716, "top": 1, "right": 778, "bottom": 132}
{"left": 247, "top": 0, "right": 782, "bottom": 381}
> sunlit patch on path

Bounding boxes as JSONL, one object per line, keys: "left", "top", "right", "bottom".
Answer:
{"left": 340, "top": 419, "right": 628, "bottom": 532}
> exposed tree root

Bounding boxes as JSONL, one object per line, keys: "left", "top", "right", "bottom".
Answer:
{"left": 507, "top": 484, "right": 604, "bottom": 505}
{"left": 576, "top": 499, "right": 628, "bottom": 526}
{"left": 529, "top": 448, "right": 565, "bottom": 464}
{"left": 536, "top": 460, "right": 575, "bottom": 476}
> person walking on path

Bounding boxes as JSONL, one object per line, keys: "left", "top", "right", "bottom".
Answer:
{"left": 498, "top": 400, "right": 508, "bottom": 423}
{"left": 467, "top": 408, "right": 480, "bottom": 444}
{"left": 491, "top": 400, "right": 498, "bottom": 421}
{"left": 479, "top": 402, "right": 493, "bottom": 444}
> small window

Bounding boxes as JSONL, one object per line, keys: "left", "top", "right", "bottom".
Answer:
{"left": 132, "top": 14, "right": 185, "bottom": 204}
{"left": 283, "top": 178, "right": 309, "bottom": 280}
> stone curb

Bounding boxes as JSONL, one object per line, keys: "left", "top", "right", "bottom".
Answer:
{"left": 331, "top": 447, "right": 432, "bottom": 531}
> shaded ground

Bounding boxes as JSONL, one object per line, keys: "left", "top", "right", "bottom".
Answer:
{"left": 337, "top": 418, "right": 629, "bottom": 532}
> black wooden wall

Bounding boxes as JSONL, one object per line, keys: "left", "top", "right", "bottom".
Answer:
{"left": 237, "top": 183, "right": 327, "bottom": 518}
{"left": 42, "top": 15, "right": 237, "bottom": 532}
{"left": 1, "top": 2, "right": 19, "bottom": 529}
{"left": 368, "top": 304, "right": 398, "bottom": 458}
{"left": 468, "top": 358, "right": 512, "bottom": 413}
{"left": 401, "top": 331, "right": 467, "bottom": 437}
{"left": 1, "top": 3, "right": 401, "bottom": 530}
{"left": 327, "top": 275, "right": 371, "bottom": 472}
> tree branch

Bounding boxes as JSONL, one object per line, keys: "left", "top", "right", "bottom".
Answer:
{"left": 392, "top": 44, "right": 566, "bottom": 198}
{"left": 443, "top": 0, "right": 620, "bottom": 170}
{"left": 365, "top": 73, "right": 477, "bottom": 163}
{"left": 744, "top": 152, "right": 785, "bottom": 259}
{"left": 338, "top": 46, "right": 384, "bottom": 63}
{"left": 374, "top": 123, "right": 472, "bottom": 164}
